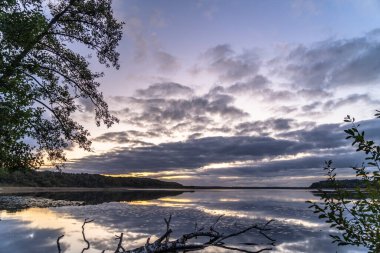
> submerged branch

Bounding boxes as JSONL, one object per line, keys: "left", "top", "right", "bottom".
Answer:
{"left": 81, "top": 219, "right": 94, "bottom": 253}
{"left": 58, "top": 216, "right": 275, "bottom": 253}
{"left": 57, "top": 235, "right": 64, "bottom": 253}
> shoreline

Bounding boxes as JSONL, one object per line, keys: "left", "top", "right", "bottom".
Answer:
{"left": 0, "top": 186, "right": 313, "bottom": 194}
{"left": 0, "top": 187, "right": 192, "bottom": 194}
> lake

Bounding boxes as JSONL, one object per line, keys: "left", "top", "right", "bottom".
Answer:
{"left": 0, "top": 189, "right": 366, "bottom": 253}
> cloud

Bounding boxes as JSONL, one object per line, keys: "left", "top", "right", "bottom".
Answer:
{"left": 109, "top": 84, "right": 249, "bottom": 139}
{"left": 301, "top": 102, "right": 322, "bottom": 112}
{"left": 226, "top": 75, "right": 270, "bottom": 93}
{"left": 73, "top": 120, "right": 370, "bottom": 173}
{"left": 154, "top": 51, "right": 181, "bottom": 73}
{"left": 355, "top": 118, "right": 380, "bottom": 142}
{"left": 200, "top": 44, "right": 261, "bottom": 82}
{"left": 89, "top": 84, "right": 250, "bottom": 150}
{"left": 274, "top": 105, "right": 298, "bottom": 114}
{"left": 70, "top": 118, "right": 380, "bottom": 186}
{"left": 298, "top": 94, "right": 380, "bottom": 117}
{"left": 323, "top": 94, "right": 380, "bottom": 111}
{"left": 203, "top": 153, "right": 362, "bottom": 180}
{"left": 296, "top": 88, "right": 332, "bottom": 99}
{"left": 68, "top": 135, "right": 313, "bottom": 173}
{"left": 206, "top": 75, "right": 295, "bottom": 103}
{"left": 279, "top": 123, "right": 347, "bottom": 149}
{"left": 129, "top": 96, "right": 247, "bottom": 123}
{"left": 93, "top": 131, "right": 156, "bottom": 146}
{"left": 272, "top": 31, "right": 380, "bottom": 88}
{"left": 135, "top": 82, "right": 193, "bottom": 99}
{"left": 235, "top": 118, "right": 297, "bottom": 136}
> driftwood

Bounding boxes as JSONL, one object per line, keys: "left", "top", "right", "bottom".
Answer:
{"left": 58, "top": 215, "right": 275, "bottom": 253}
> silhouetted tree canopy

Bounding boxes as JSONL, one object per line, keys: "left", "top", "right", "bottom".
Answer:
{"left": 0, "top": 0, "right": 123, "bottom": 171}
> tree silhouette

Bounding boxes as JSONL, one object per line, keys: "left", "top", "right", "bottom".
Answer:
{"left": 0, "top": 0, "right": 123, "bottom": 171}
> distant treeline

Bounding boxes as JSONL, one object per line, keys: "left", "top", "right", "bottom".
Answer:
{"left": 0, "top": 169, "right": 183, "bottom": 188}
{"left": 310, "top": 179, "right": 364, "bottom": 189}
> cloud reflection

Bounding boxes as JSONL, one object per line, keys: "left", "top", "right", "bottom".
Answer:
{"left": 0, "top": 189, "right": 367, "bottom": 253}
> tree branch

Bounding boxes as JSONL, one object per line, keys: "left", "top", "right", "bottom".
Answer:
{"left": 58, "top": 216, "right": 275, "bottom": 253}
{"left": 0, "top": 0, "right": 77, "bottom": 86}
{"left": 81, "top": 218, "right": 94, "bottom": 253}
{"left": 57, "top": 234, "right": 64, "bottom": 253}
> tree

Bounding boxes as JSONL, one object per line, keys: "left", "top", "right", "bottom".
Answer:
{"left": 0, "top": 0, "right": 123, "bottom": 171}
{"left": 307, "top": 110, "right": 380, "bottom": 252}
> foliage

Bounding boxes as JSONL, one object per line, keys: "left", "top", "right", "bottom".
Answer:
{"left": 0, "top": 0, "right": 123, "bottom": 171}
{"left": 0, "top": 169, "right": 183, "bottom": 188}
{"left": 309, "top": 179, "right": 365, "bottom": 189}
{"left": 307, "top": 110, "right": 380, "bottom": 252}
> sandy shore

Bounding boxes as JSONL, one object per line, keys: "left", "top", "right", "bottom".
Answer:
{"left": 0, "top": 187, "right": 190, "bottom": 194}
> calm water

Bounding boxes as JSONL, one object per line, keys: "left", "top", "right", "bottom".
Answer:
{"left": 0, "top": 189, "right": 366, "bottom": 253}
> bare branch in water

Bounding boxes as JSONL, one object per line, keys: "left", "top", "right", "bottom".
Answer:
{"left": 58, "top": 216, "right": 275, "bottom": 253}
{"left": 81, "top": 219, "right": 94, "bottom": 253}
{"left": 119, "top": 217, "right": 275, "bottom": 253}
{"left": 57, "top": 235, "right": 64, "bottom": 253}
{"left": 115, "top": 233, "right": 125, "bottom": 253}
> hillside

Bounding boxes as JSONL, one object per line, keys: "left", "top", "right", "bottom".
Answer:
{"left": 0, "top": 170, "right": 183, "bottom": 188}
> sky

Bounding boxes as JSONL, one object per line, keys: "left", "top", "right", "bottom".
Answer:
{"left": 65, "top": 0, "right": 380, "bottom": 187}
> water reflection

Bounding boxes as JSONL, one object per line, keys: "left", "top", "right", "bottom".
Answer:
{"left": 0, "top": 189, "right": 367, "bottom": 253}
{"left": 0, "top": 190, "right": 188, "bottom": 211}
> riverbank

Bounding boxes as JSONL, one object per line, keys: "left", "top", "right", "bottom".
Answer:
{"left": 0, "top": 187, "right": 191, "bottom": 194}
{"left": 0, "top": 186, "right": 314, "bottom": 194}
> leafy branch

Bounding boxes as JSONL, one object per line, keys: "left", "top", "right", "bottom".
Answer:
{"left": 307, "top": 110, "right": 380, "bottom": 252}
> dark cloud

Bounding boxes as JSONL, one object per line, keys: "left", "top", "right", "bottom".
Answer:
{"left": 280, "top": 123, "right": 346, "bottom": 149}
{"left": 187, "top": 133, "right": 203, "bottom": 140}
{"left": 70, "top": 118, "right": 380, "bottom": 186}
{"left": 208, "top": 78, "right": 293, "bottom": 102}
{"left": 93, "top": 131, "right": 157, "bottom": 146}
{"left": 129, "top": 95, "right": 247, "bottom": 124}
{"left": 260, "top": 88, "right": 294, "bottom": 101}
{"left": 135, "top": 82, "right": 193, "bottom": 99}
{"left": 110, "top": 88, "right": 248, "bottom": 138}
{"left": 272, "top": 31, "right": 380, "bottom": 88}
{"left": 203, "top": 153, "right": 362, "bottom": 180}
{"left": 94, "top": 131, "right": 129, "bottom": 143}
{"left": 356, "top": 118, "right": 380, "bottom": 142}
{"left": 298, "top": 94, "right": 379, "bottom": 117}
{"left": 225, "top": 75, "right": 270, "bottom": 93}
{"left": 69, "top": 135, "right": 312, "bottom": 173}
{"left": 201, "top": 44, "right": 261, "bottom": 82}
{"left": 105, "top": 87, "right": 249, "bottom": 143}
{"left": 274, "top": 105, "right": 298, "bottom": 114}
{"left": 323, "top": 94, "right": 380, "bottom": 111}
{"left": 301, "top": 101, "right": 322, "bottom": 112}
{"left": 235, "top": 118, "right": 296, "bottom": 135}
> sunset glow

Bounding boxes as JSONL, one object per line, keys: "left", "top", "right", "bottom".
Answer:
{"left": 63, "top": 0, "right": 380, "bottom": 187}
